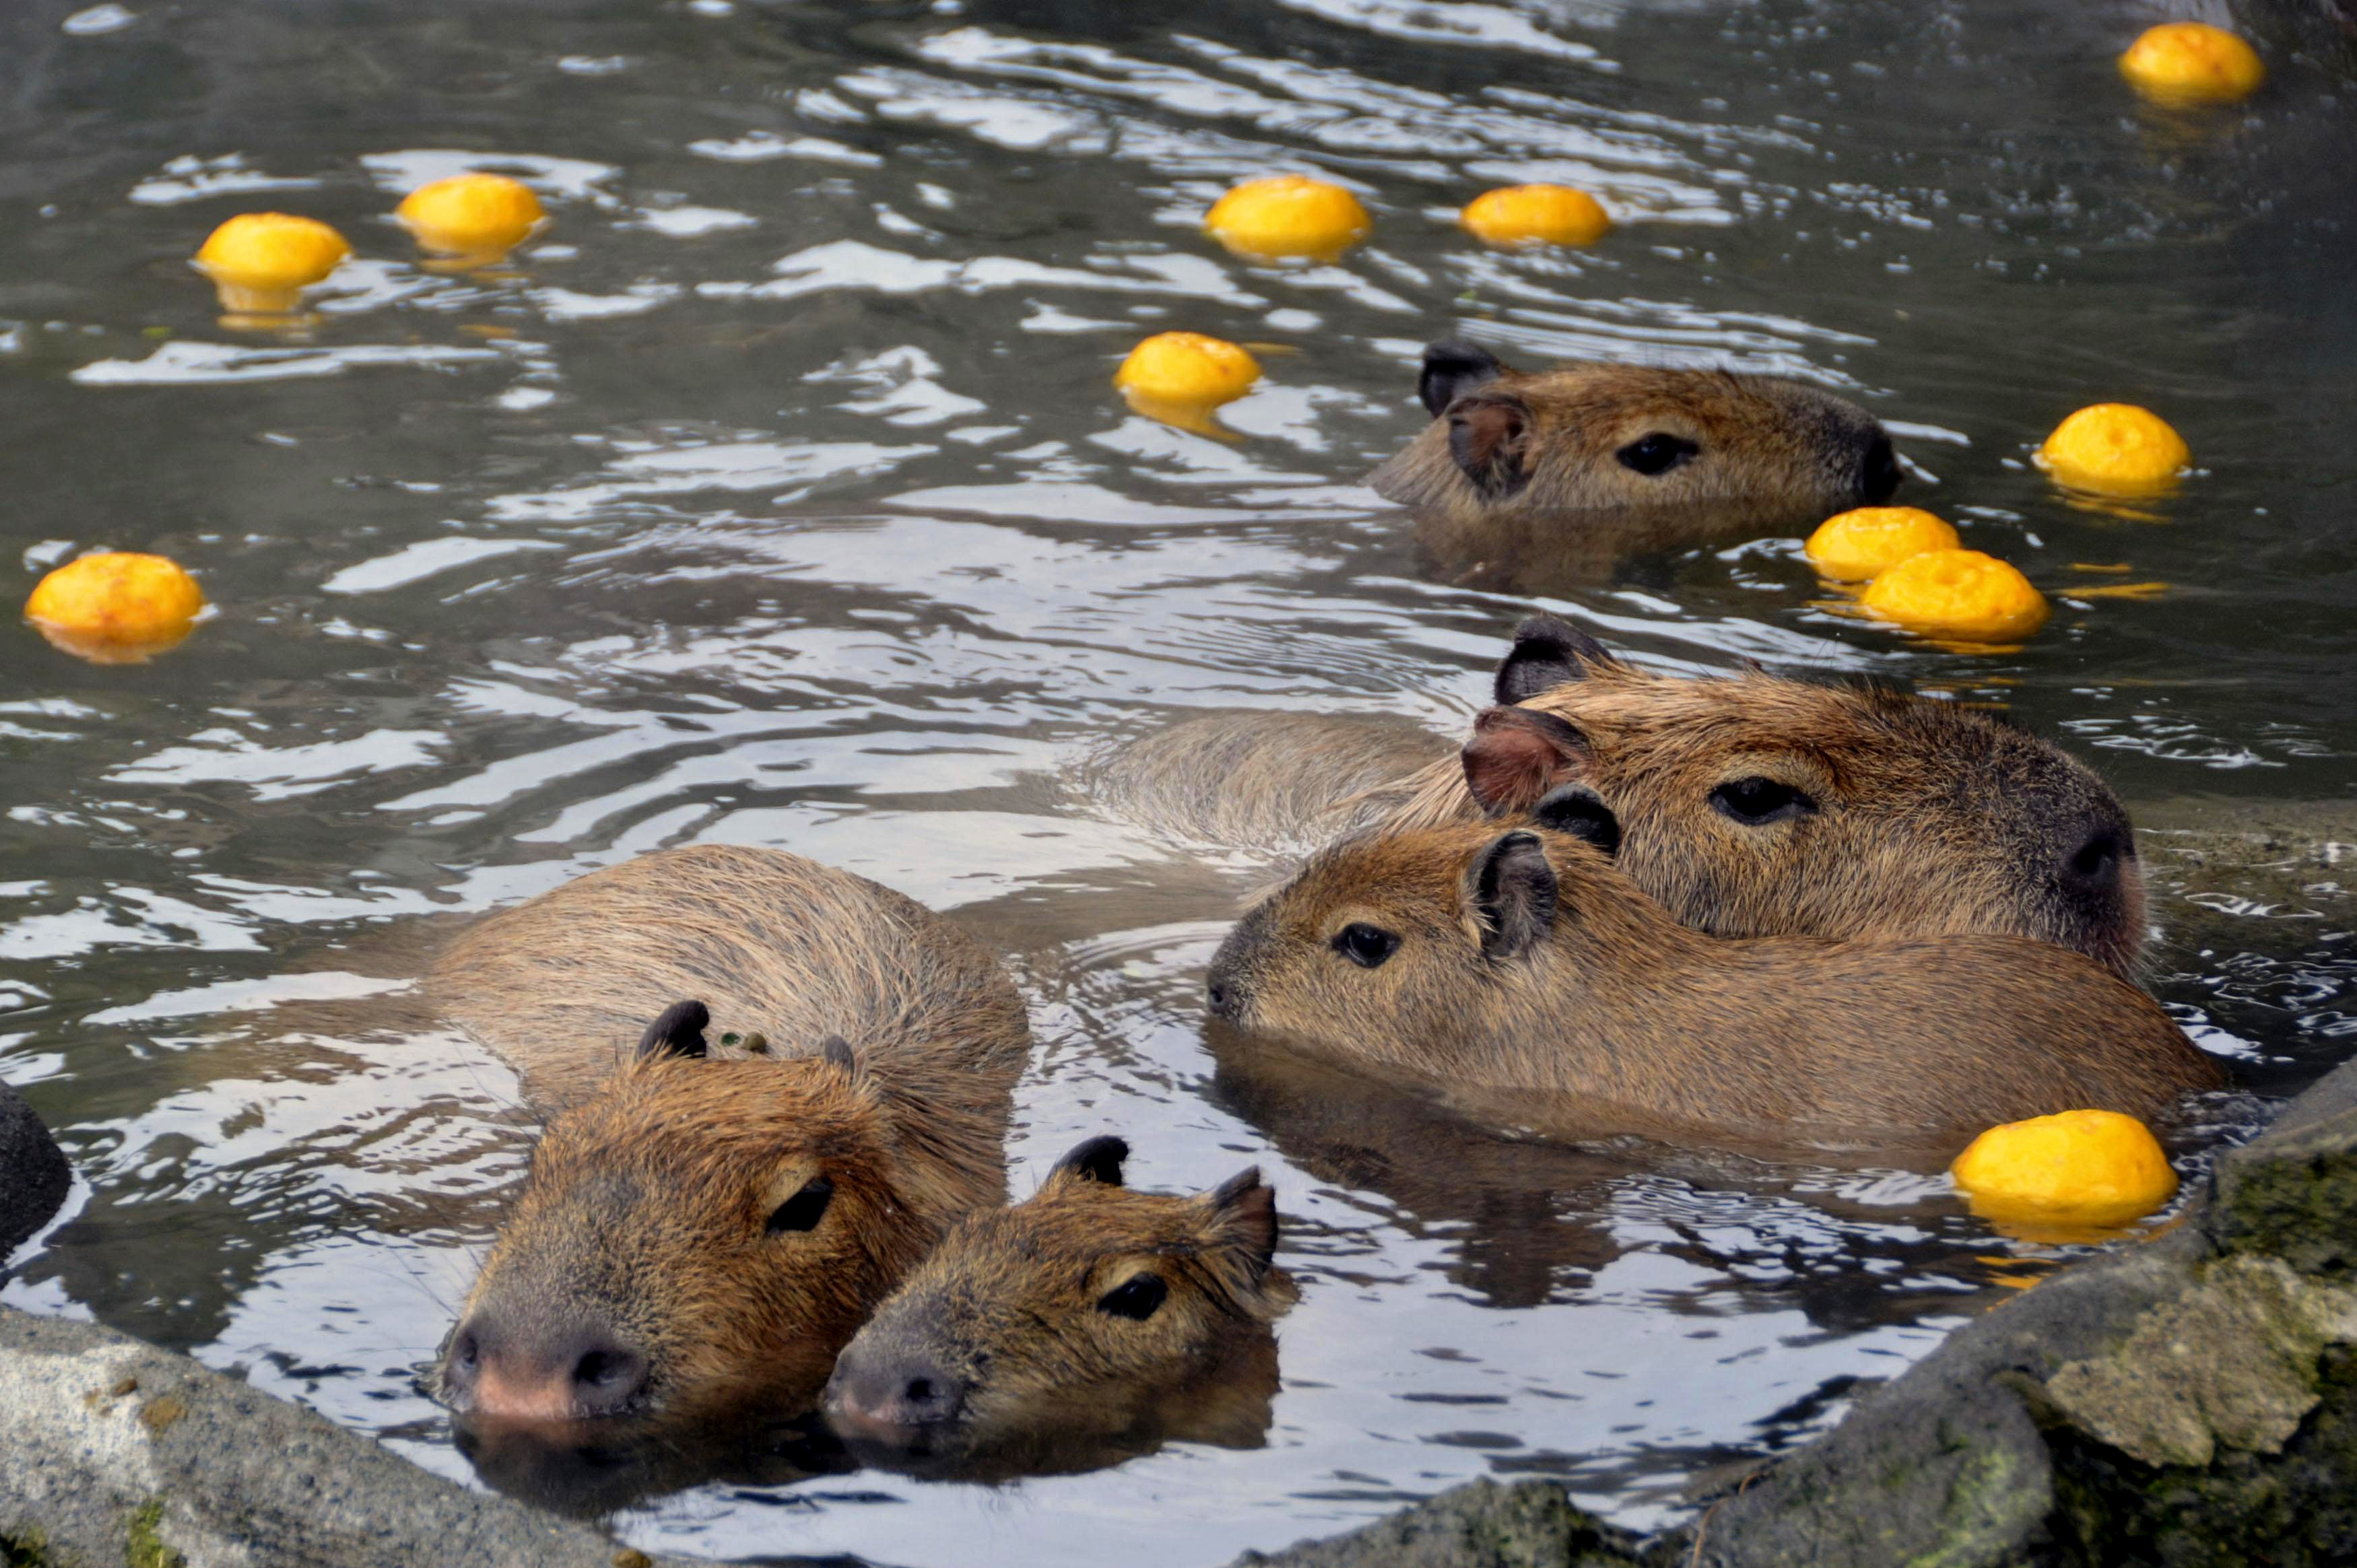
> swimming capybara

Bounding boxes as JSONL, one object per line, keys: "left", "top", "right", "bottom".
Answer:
{"left": 1389, "top": 615, "right": 2148, "bottom": 974}
{"left": 1368, "top": 341, "right": 1898, "bottom": 586}
{"left": 1204, "top": 821, "right": 2222, "bottom": 1148}
{"left": 824, "top": 1135, "right": 1295, "bottom": 1478}
{"left": 431, "top": 844, "right": 1030, "bottom": 1429}
{"left": 1084, "top": 617, "right": 2146, "bottom": 975}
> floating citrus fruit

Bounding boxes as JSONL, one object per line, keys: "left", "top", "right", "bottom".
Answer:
{"left": 1805, "top": 506, "right": 1960, "bottom": 582}
{"left": 1203, "top": 175, "right": 1370, "bottom": 261}
{"left": 1459, "top": 184, "right": 1611, "bottom": 248}
{"left": 1952, "top": 1110, "right": 2178, "bottom": 1232}
{"left": 2119, "top": 23, "right": 2265, "bottom": 106}
{"left": 397, "top": 172, "right": 546, "bottom": 258}
{"left": 2037, "top": 403, "right": 2191, "bottom": 496}
{"left": 1115, "top": 332, "right": 1261, "bottom": 407}
{"left": 25, "top": 552, "right": 207, "bottom": 664}
{"left": 1862, "top": 549, "right": 2049, "bottom": 644}
{"left": 193, "top": 213, "right": 351, "bottom": 314}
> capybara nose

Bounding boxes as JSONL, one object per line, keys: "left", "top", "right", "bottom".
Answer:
{"left": 1206, "top": 976, "right": 1232, "bottom": 1016}
{"left": 2059, "top": 824, "right": 2126, "bottom": 901}
{"left": 445, "top": 1316, "right": 649, "bottom": 1422}
{"left": 826, "top": 1357, "right": 966, "bottom": 1441}
{"left": 1859, "top": 432, "right": 1900, "bottom": 504}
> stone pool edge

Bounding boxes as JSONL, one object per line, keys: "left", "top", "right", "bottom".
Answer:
{"left": 3, "top": 1054, "right": 2349, "bottom": 1568}
{"left": 1242, "top": 1048, "right": 2357, "bottom": 1568}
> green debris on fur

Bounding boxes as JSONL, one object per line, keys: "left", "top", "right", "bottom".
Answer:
{"left": 1, "top": 1527, "right": 56, "bottom": 1568}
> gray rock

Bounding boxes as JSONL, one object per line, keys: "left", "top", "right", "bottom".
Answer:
{"left": 0, "top": 1305, "right": 698, "bottom": 1568}
{"left": 1232, "top": 1478, "right": 1640, "bottom": 1568}
{"left": 0, "top": 1076, "right": 70, "bottom": 1263}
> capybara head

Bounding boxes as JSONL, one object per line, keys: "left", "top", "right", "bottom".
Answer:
{"left": 1206, "top": 821, "right": 2219, "bottom": 1140}
{"left": 439, "top": 1004, "right": 974, "bottom": 1430}
{"left": 823, "top": 1136, "right": 1296, "bottom": 1470}
{"left": 1380, "top": 616, "right": 2145, "bottom": 974}
{"left": 1366, "top": 341, "right": 1898, "bottom": 523}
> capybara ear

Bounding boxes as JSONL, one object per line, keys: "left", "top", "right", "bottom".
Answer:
{"left": 1051, "top": 1134, "right": 1129, "bottom": 1187}
{"left": 637, "top": 999, "right": 710, "bottom": 1060}
{"left": 1494, "top": 613, "right": 1616, "bottom": 704}
{"left": 819, "top": 1035, "right": 857, "bottom": 1073}
{"left": 1447, "top": 395, "right": 1533, "bottom": 496}
{"left": 1533, "top": 783, "right": 1620, "bottom": 858}
{"left": 1471, "top": 831, "right": 1558, "bottom": 961}
{"left": 1418, "top": 339, "right": 1508, "bottom": 417}
{"left": 1202, "top": 1167, "right": 1278, "bottom": 1279}
{"left": 1463, "top": 706, "right": 1591, "bottom": 815}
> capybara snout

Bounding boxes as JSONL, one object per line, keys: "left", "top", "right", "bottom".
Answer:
{"left": 824, "top": 1136, "right": 1296, "bottom": 1466}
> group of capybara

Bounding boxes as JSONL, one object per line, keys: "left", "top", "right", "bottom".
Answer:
{"left": 412, "top": 342, "right": 2234, "bottom": 1497}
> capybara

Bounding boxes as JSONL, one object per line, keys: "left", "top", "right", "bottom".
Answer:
{"left": 1085, "top": 617, "right": 2146, "bottom": 975}
{"left": 1368, "top": 341, "right": 1898, "bottom": 585}
{"left": 431, "top": 844, "right": 1030, "bottom": 1429}
{"left": 1388, "top": 615, "right": 2148, "bottom": 974}
{"left": 824, "top": 1135, "right": 1295, "bottom": 1477}
{"left": 1204, "top": 821, "right": 2222, "bottom": 1147}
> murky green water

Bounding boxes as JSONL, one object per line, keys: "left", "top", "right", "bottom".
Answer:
{"left": 2, "top": 0, "right": 2352, "bottom": 1562}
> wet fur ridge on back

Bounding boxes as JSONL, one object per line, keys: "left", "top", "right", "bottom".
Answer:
{"left": 428, "top": 842, "right": 1031, "bottom": 1116}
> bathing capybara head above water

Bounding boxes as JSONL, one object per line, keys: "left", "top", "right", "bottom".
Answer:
{"left": 437, "top": 1010, "right": 998, "bottom": 1430}
{"left": 1205, "top": 822, "right": 2220, "bottom": 1144}
{"left": 825, "top": 1135, "right": 1295, "bottom": 1472}
{"left": 1379, "top": 616, "right": 2146, "bottom": 975}
{"left": 1366, "top": 341, "right": 1899, "bottom": 524}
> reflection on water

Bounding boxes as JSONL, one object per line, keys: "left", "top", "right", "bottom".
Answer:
{"left": 1, "top": 0, "right": 2352, "bottom": 1563}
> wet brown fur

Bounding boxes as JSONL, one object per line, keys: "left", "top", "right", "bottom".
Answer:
{"left": 435, "top": 844, "right": 1030, "bottom": 1426}
{"left": 1370, "top": 651, "right": 2147, "bottom": 974}
{"left": 1207, "top": 824, "right": 2222, "bottom": 1147}
{"left": 826, "top": 1155, "right": 1294, "bottom": 1462}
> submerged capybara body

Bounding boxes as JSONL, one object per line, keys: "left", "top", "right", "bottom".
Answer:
{"left": 1084, "top": 617, "right": 2146, "bottom": 974}
{"left": 825, "top": 1136, "right": 1294, "bottom": 1477}
{"left": 431, "top": 844, "right": 1030, "bottom": 1430}
{"left": 1368, "top": 341, "right": 1898, "bottom": 586}
{"left": 1205, "top": 823, "right": 2222, "bottom": 1147}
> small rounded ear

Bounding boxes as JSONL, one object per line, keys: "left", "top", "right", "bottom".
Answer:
{"left": 1494, "top": 613, "right": 1617, "bottom": 705}
{"left": 1470, "top": 831, "right": 1558, "bottom": 961}
{"left": 1447, "top": 396, "right": 1533, "bottom": 498}
{"left": 1051, "top": 1134, "right": 1129, "bottom": 1187}
{"left": 820, "top": 1035, "right": 857, "bottom": 1072}
{"left": 637, "top": 1000, "right": 710, "bottom": 1060}
{"left": 1418, "top": 339, "right": 1508, "bottom": 417}
{"left": 1462, "top": 707, "right": 1592, "bottom": 816}
{"left": 1533, "top": 784, "right": 1620, "bottom": 858}
{"left": 1203, "top": 1167, "right": 1279, "bottom": 1280}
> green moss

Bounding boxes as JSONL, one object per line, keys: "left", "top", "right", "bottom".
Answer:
{"left": 123, "top": 1501, "right": 181, "bottom": 1568}
{"left": 2046, "top": 1345, "right": 2357, "bottom": 1566}
{"left": 2, "top": 1526, "right": 55, "bottom": 1568}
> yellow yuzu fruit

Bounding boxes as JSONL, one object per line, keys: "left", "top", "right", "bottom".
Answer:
{"left": 397, "top": 172, "right": 547, "bottom": 256}
{"left": 1203, "top": 175, "right": 1371, "bottom": 261}
{"left": 2119, "top": 22, "right": 2265, "bottom": 106}
{"left": 1459, "top": 184, "right": 1612, "bottom": 248}
{"left": 193, "top": 213, "right": 350, "bottom": 312}
{"left": 2037, "top": 403, "right": 2192, "bottom": 495}
{"left": 25, "top": 552, "right": 207, "bottom": 663}
{"left": 1805, "top": 506, "right": 1960, "bottom": 582}
{"left": 1862, "top": 549, "right": 2049, "bottom": 643}
{"left": 1951, "top": 1110, "right": 2178, "bottom": 1230}
{"left": 1114, "top": 332, "right": 1261, "bottom": 408}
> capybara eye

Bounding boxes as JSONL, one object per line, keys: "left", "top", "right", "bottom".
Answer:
{"left": 1709, "top": 777, "right": 1818, "bottom": 826}
{"left": 765, "top": 1174, "right": 835, "bottom": 1235}
{"left": 1096, "top": 1274, "right": 1168, "bottom": 1321}
{"left": 1615, "top": 432, "right": 1698, "bottom": 476}
{"left": 1331, "top": 923, "right": 1401, "bottom": 969}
